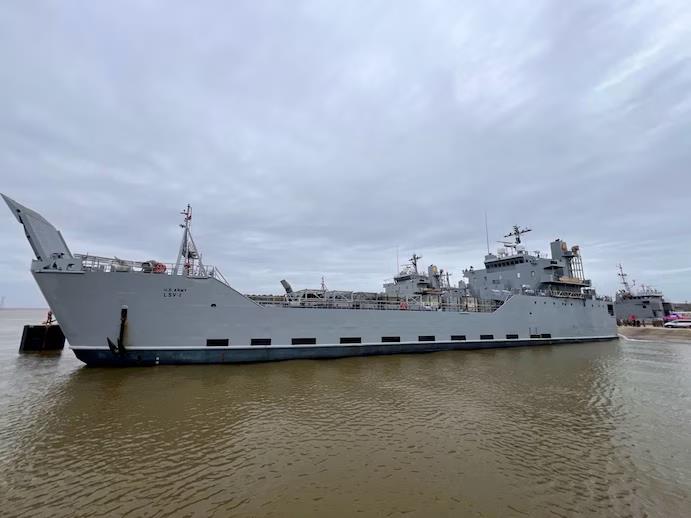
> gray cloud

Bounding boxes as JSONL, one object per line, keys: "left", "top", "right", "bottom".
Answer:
{"left": 1, "top": 0, "right": 690, "bottom": 307}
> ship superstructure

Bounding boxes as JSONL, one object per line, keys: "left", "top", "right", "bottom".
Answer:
{"left": 382, "top": 255, "right": 467, "bottom": 309}
{"left": 3, "top": 194, "right": 617, "bottom": 366}
{"left": 464, "top": 227, "right": 592, "bottom": 301}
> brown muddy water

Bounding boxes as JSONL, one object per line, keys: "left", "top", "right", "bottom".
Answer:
{"left": 0, "top": 309, "right": 689, "bottom": 517}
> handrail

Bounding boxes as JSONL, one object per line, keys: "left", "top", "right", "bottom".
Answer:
{"left": 247, "top": 294, "right": 502, "bottom": 313}
{"left": 75, "top": 254, "right": 229, "bottom": 286}
{"left": 74, "top": 254, "right": 599, "bottom": 309}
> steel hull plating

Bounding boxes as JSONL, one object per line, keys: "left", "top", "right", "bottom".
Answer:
{"left": 31, "top": 270, "right": 618, "bottom": 366}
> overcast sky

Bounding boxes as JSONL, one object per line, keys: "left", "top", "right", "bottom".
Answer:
{"left": 1, "top": 0, "right": 690, "bottom": 307}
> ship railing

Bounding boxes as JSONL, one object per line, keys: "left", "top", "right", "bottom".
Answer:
{"left": 538, "top": 289, "right": 585, "bottom": 299}
{"left": 75, "top": 254, "right": 229, "bottom": 285}
{"left": 246, "top": 295, "right": 502, "bottom": 313}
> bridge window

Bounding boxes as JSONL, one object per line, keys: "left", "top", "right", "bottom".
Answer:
{"left": 506, "top": 334, "right": 519, "bottom": 339}
{"left": 480, "top": 334, "right": 494, "bottom": 340}
{"left": 418, "top": 335, "right": 435, "bottom": 342}
{"left": 451, "top": 335, "right": 466, "bottom": 341}
{"left": 251, "top": 338, "right": 271, "bottom": 346}
{"left": 381, "top": 336, "right": 400, "bottom": 343}
{"left": 340, "top": 337, "right": 361, "bottom": 344}
{"left": 540, "top": 333, "right": 552, "bottom": 338}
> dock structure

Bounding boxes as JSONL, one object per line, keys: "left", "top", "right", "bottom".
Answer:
{"left": 19, "top": 312, "right": 65, "bottom": 352}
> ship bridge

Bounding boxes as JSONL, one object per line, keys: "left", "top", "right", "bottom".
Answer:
{"left": 464, "top": 227, "right": 592, "bottom": 302}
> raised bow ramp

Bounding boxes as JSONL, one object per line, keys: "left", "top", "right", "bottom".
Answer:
{"left": 2, "top": 193, "right": 73, "bottom": 262}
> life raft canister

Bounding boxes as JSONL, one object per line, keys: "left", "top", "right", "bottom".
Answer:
{"left": 399, "top": 301, "right": 408, "bottom": 310}
{"left": 153, "top": 262, "right": 167, "bottom": 273}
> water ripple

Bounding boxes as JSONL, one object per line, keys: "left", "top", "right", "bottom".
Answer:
{"left": 1, "top": 310, "right": 690, "bottom": 517}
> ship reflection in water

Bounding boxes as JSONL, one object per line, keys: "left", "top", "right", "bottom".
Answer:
{"left": 1, "top": 310, "right": 690, "bottom": 517}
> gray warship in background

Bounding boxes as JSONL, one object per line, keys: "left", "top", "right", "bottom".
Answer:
{"left": 3, "top": 194, "right": 617, "bottom": 366}
{"left": 613, "top": 264, "right": 672, "bottom": 323}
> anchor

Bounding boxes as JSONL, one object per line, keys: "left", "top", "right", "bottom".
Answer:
{"left": 106, "top": 306, "right": 128, "bottom": 355}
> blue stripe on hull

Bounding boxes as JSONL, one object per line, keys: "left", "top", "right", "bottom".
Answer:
{"left": 73, "top": 336, "right": 618, "bottom": 366}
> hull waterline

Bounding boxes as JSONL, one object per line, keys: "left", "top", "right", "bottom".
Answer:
{"left": 73, "top": 336, "right": 618, "bottom": 367}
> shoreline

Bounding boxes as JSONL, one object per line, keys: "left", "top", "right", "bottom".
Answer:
{"left": 618, "top": 326, "right": 691, "bottom": 343}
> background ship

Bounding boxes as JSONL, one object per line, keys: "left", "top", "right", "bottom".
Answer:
{"left": 3, "top": 194, "right": 617, "bottom": 366}
{"left": 614, "top": 264, "right": 673, "bottom": 324}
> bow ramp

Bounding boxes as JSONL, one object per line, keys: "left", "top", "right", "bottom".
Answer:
{"left": 2, "top": 193, "right": 73, "bottom": 261}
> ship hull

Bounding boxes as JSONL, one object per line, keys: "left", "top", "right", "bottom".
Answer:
{"left": 31, "top": 269, "right": 618, "bottom": 367}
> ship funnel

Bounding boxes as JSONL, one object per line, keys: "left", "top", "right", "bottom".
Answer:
{"left": 280, "top": 279, "right": 293, "bottom": 294}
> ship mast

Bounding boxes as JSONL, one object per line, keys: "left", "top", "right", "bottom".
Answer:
{"left": 174, "top": 204, "right": 205, "bottom": 276}
{"left": 410, "top": 254, "right": 422, "bottom": 274}
{"left": 617, "top": 263, "right": 631, "bottom": 293}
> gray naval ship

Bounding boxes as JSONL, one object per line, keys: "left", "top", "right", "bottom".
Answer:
{"left": 613, "top": 264, "right": 672, "bottom": 323}
{"left": 3, "top": 194, "right": 617, "bottom": 366}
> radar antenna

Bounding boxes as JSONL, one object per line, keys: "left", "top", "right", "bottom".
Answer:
{"left": 504, "top": 225, "right": 532, "bottom": 245}
{"left": 497, "top": 240, "right": 517, "bottom": 250}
